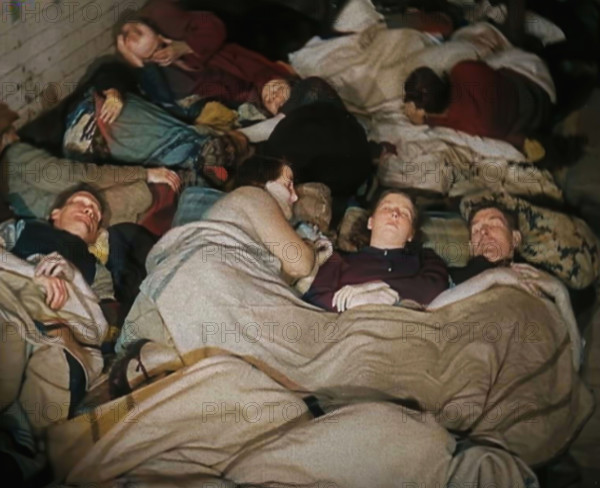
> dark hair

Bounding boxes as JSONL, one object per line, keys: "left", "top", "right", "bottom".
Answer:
{"left": 113, "top": 10, "right": 158, "bottom": 40}
{"left": 404, "top": 67, "right": 450, "bottom": 114}
{"left": 234, "top": 155, "right": 289, "bottom": 189}
{"left": 49, "top": 183, "right": 107, "bottom": 224}
{"left": 468, "top": 203, "right": 519, "bottom": 234}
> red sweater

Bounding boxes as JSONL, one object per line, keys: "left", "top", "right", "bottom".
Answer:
{"left": 426, "top": 61, "right": 521, "bottom": 144}
{"left": 140, "top": 0, "right": 291, "bottom": 104}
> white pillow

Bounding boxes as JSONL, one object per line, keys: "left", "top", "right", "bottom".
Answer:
{"left": 334, "top": 0, "right": 384, "bottom": 33}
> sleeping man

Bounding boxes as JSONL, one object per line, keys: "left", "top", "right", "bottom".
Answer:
{"left": 429, "top": 204, "right": 547, "bottom": 307}
{"left": 0, "top": 102, "right": 180, "bottom": 221}
{"left": 0, "top": 183, "right": 116, "bottom": 484}
{"left": 427, "top": 204, "right": 582, "bottom": 368}
{"left": 0, "top": 182, "right": 114, "bottom": 306}
{"left": 303, "top": 189, "right": 449, "bottom": 312}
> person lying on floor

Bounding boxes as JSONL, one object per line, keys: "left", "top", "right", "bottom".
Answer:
{"left": 58, "top": 63, "right": 252, "bottom": 187}
{"left": 0, "top": 184, "right": 120, "bottom": 484}
{"left": 303, "top": 189, "right": 449, "bottom": 312}
{"left": 237, "top": 76, "right": 351, "bottom": 145}
{"left": 116, "top": 10, "right": 344, "bottom": 133}
{"left": 0, "top": 101, "right": 180, "bottom": 220}
{"left": 115, "top": 0, "right": 294, "bottom": 117}
{"left": 429, "top": 204, "right": 538, "bottom": 307}
{"left": 427, "top": 204, "right": 582, "bottom": 366}
{"left": 110, "top": 155, "right": 334, "bottom": 396}
{"left": 403, "top": 60, "right": 554, "bottom": 154}
{"left": 1, "top": 178, "right": 160, "bottom": 326}
{"left": 0, "top": 183, "right": 114, "bottom": 306}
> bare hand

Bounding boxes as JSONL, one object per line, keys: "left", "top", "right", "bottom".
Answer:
{"left": 151, "top": 37, "right": 192, "bottom": 67}
{"left": 35, "top": 252, "right": 75, "bottom": 282}
{"left": 333, "top": 281, "right": 399, "bottom": 312}
{"left": 99, "top": 89, "right": 124, "bottom": 125}
{"left": 147, "top": 167, "right": 182, "bottom": 193}
{"left": 479, "top": 266, "right": 541, "bottom": 296}
{"left": 261, "top": 79, "right": 291, "bottom": 115}
{"left": 510, "top": 263, "right": 564, "bottom": 298}
{"left": 404, "top": 101, "right": 426, "bottom": 125}
{"left": 314, "top": 237, "right": 333, "bottom": 266}
{"left": 34, "top": 275, "right": 69, "bottom": 310}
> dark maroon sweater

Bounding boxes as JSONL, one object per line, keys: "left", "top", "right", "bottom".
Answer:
{"left": 426, "top": 61, "right": 522, "bottom": 145}
{"left": 304, "top": 245, "right": 449, "bottom": 312}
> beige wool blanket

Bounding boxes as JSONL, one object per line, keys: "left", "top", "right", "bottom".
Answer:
{"left": 0, "top": 249, "right": 107, "bottom": 431}
{"left": 110, "top": 220, "right": 593, "bottom": 469}
{"left": 48, "top": 356, "right": 540, "bottom": 487}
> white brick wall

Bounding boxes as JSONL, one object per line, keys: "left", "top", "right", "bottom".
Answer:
{"left": 0, "top": 0, "right": 146, "bottom": 126}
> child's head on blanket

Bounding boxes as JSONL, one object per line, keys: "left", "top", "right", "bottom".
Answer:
{"left": 49, "top": 183, "right": 106, "bottom": 245}
{"left": 235, "top": 155, "right": 298, "bottom": 220}
{"left": 468, "top": 204, "right": 521, "bottom": 264}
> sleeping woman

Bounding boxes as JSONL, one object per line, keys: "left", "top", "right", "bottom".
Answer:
{"left": 116, "top": 155, "right": 333, "bottom": 355}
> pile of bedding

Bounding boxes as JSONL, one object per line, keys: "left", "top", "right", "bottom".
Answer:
{"left": 45, "top": 216, "right": 593, "bottom": 486}
{"left": 2, "top": 1, "right": 598, "bottom": 486}
{"left": 290, "top": 18, "right": 559, "bottom": 197}
{"left": 289, "top": 1, "right": 600, "bottom": 289}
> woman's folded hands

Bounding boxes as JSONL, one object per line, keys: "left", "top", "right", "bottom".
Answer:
{"left": 333, "top": 281, "right": 399, "bottom": 312}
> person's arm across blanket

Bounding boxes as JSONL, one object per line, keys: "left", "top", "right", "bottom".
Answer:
{"left": 427, "top": 266, "right": 531, "bottom": 310}
{"left": 90, "top": 61, "right": 138, "bottom": 125}
{"left": 98, "top": 88, "right": 124, "bottom": 125}
{"left": 6, "top": 143, "right": 180, "bottom": 193}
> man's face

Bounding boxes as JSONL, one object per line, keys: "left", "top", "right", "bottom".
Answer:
{"left": 368, "top": 193, "right": 415, "bottom": 249}
{"left": 121, "top": 22, "right": 161, "bottom": 62}
{"left": 50, "top": 191, "right": 103, "bottom": 244}
{"left": 470, "top": 208, "right": 521, "bottom": 262}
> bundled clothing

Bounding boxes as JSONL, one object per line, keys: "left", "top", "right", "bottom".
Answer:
{"left": 63, "top": 90, "right": 240, "bottom": 186}
{"left": 304, "top": 244, "right": 449, "bottom": 311}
